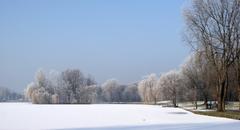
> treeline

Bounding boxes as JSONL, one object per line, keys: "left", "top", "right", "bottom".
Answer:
{"left": 25, "top": 0, "right": 240, "bottom": 112}
{"left": 144, "top": 0, "right": 240, "bottom": 112}
{"left": 138, "top": 52, "right": 239, "bottom": 109}
{"left": 183, "top": 0, "right": 240, "bottom": 111}
{"left": 25, "top": 62, "right": 239, "bottom": 110}
{"left": 0, "top": 87, "right": 23, "bottom": 102}
{"left": 25, "top": 69, "right": 141, "bottom": 104}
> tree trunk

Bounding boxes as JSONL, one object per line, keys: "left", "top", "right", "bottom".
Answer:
{"left": 204, "top": 97, "right": 208, "bottom": 109}
{"left": 154, "top": 97, "right": 157, "bottom": 105}
{"left": 195, "top": 100, "right": 198, "bottom": 110}
{"left": 217, "top": 95, "right": 225, "bottom": 112}
{"left": 172, "top": 95, "right": 176, "bottom": 107}
{"left": 217, "top": 80, "right": 226, "bottom": 112}
{"left": 238, "top": 85, "right": 240, "bottom": 110}
{"left": 238, "top": 68, "right": 240, "bottom": 110}
{"left": 195, "top": 87, "right": 198, "bottom": 109}
{"left": 173, "top": 99, "right": 176, "bottom": 107}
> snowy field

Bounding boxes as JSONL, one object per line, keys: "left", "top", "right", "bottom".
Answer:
{"left": 0, "top": 103, "right": 239, "bottom": 130}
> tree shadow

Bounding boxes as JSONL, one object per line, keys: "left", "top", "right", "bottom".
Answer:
{"left": 167, "top": 112, "right": 188, "bottom": 114}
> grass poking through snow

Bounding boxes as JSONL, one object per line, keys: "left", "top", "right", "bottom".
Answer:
{"left": 192, "top": 110, "right": 240, "bottom": 120}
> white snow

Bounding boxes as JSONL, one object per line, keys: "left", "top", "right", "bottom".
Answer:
{"left": 0, "top": 103, "right": 239, "bottom": 130}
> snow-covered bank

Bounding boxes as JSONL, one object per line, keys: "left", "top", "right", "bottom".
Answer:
{"left": 0, "top": 103, "right": 239, "bottom": 130}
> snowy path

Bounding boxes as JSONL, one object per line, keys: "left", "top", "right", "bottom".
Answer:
{"left": 0, "top": 103, "right": 239, "bottom": 130}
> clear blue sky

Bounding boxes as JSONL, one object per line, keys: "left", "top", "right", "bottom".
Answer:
{"left": 0, "top": 0, "right": 189, "bottom": 92}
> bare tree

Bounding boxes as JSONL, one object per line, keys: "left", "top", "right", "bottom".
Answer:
{"left": 184, "top": 0, "right": 240, "bottom": 111}
{"left": 233, "top": 61, "right": 240, "bottom": 110}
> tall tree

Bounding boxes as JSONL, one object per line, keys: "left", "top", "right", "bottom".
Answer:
{"left": 184, "top": 0, "right": 240, "bottom": 111}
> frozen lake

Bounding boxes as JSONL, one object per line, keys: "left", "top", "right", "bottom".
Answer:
{"left": 0, "top": 103, "right": 239, "bottom": 130}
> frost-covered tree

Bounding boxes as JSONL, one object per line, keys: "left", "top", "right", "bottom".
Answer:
{"left": 138, "top": 74, "right": 160, "bottom": 104}
{"left": 101, "top": 79, "right": 121, "bottom": 102}
{"left": 48, "top": 70, "right": 68, "bottom": 104}
{"left": 32, "top": 87, "right": 51, "bottom": 104}
{"left": 61, "top": 69, "right": 83, "bottom": 103}
{"left": 25, "top": 70, "right": 52, "bottom": 104}
{"left": 159, "top": 70, "right": 182, "bottom": 107}
{"left": 122, "top": 83, "right": 141, "bottom": 102}
{"left": 25, "top": 69, "right": 97, "bottom": 104}
{"left": 25, "top": 82, "right": 37, "bottom": 102}
{"left": 80, "top": 85, "right": 98, "bottom": 103}
{"left": 181, "top": 53, "right": 216, "bottom": 109}
{"left": 77, "top": 75, "right": 96, "bottom": 103}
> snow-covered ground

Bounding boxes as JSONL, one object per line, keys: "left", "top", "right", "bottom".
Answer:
{"left": 0, "top": 103, "right": 239, "bottom": 130}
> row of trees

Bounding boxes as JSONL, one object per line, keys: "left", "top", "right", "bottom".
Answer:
{"left": 25, "top": 69, "right": 141, "bottom": 104}
{"left": 138, "top": 52, "right": 239, "bottom": 110}
{"left": 25, "top": 1, "right": 240, "bottom": 112}
{"left": 184, "top": 0, "right": 240, "bottom": 111}
{"left": 0, "top": 87, "right": 23, "bottom": 102}
{"left": 129, "top": 0, "right": 239, "bottom": 112}
{"left": 25, "top": 63, "right": 239, "bottom": 110}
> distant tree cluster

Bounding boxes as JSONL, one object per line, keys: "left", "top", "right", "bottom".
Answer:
{"left": 0, "top": 87, "right": 23, "bottom": 102}
{"left": 25, "top": 69, "right": 97, "bottom": 104}
{"left": 25, "top": 69, "right": 141, "bottom": 104}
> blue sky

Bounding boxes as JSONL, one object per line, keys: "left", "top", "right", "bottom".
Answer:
{"left": 0, "top": 0, "right": 190, "bottom": 92}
